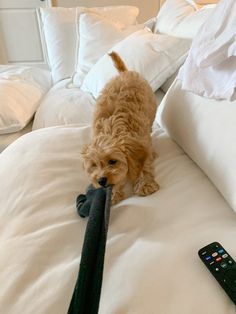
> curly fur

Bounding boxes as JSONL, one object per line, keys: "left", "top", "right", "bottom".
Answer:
{"left": 81, "top": 52, "right": 159, "bottom": 204}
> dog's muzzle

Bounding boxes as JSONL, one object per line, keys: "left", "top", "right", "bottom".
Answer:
{"left": 97, "top": 177, "right": 107, "bottom": 187}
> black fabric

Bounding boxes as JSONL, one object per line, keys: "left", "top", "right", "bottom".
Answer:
{"left": 76, "top": 184, "right": 96, "bottom": 218}
{"left": 68, "top": 186, "right": 112, "bottom": 314}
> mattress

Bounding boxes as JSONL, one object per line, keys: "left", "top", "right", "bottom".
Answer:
{"left": 0, "top": 123, "right": 236, "bottom": 313}
{"left": 0, "top": 121, "right": 32, "bottom": 152}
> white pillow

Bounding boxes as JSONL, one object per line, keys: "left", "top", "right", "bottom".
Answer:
{"left": 154, "top": 0, "right": 216, "bottom": 39}
{"left": 38, "top": 6, "right": 139, "bottom": 84}
{"left": 0, "top": 66, "right": 51, "bottom": 134}
{"left": 72, "top": 10, "right": 142, "bottom": 87}
{"left": 32, "top": 79, "right": 96, "bottom": 130}
{"left": 157, "top": 78, "right": 236, "bottom": 213}
{"left": 81, "top": 29, "right": 191, "bottom": 99}
{"left": 38, "top": 8, "right": 77, "bottom": 84}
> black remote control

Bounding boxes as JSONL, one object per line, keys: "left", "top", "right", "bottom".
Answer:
{"left": 198, "top": 242, "right": 236, "bottom": 305}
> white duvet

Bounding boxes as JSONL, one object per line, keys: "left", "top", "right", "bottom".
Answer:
{"left": 0, "top": 124, "right": 236, "bottom": 313}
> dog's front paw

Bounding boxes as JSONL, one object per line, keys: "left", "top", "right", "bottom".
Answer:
{"left": 134, "top": 178, "right": 159, "bottom": 196}
{"left": 112, "top": 190, "right": 125, "bottom": 205}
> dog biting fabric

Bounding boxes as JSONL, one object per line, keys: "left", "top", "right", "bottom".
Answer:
{"left": 81, "top": 51, "right": 159, "bottom": 204}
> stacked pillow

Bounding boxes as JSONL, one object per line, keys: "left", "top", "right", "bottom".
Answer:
{"left": 72, "top": 9, "right": 143, "bottom": 87}
{"left": 154, "top": 0, "right": 217, "bottom": 39}
{"left": 0, "top": 66, "right": 51, "bottom": 134}
{"left": 38, "top": 1, "right": 218, "bottom": 98}
{"left": 38, "top": 6, "right": 139, "bottom": 84}
{"left": 80, "top": 28, "right": 191, "bottom": 98}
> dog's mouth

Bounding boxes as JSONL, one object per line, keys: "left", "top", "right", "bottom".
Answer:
{"left": 93, "top": 180, "right": 113, "bottom": 190}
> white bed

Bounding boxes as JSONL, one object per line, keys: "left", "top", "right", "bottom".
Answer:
{"left": 1, "top": 0, "right": 236, "bottom": 313}
{"left": 0, "top": 121, "right": 33, "bottom": 152}
{"left": 1, "top": 122, "right": 236, "bottom": 314}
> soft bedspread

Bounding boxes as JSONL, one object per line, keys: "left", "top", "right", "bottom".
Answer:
{"left": 0, "top": 125, "right": 236, "bottom": 313}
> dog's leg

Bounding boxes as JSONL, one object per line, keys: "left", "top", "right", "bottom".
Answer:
{"left": 133, "top": 151, "right": 159, "bottom": 196}
{"left": 112, "top": 184, "right": 126, "bottom": 204}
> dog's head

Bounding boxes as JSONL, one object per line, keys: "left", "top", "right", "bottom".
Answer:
{"left": 81, "top": 135, "right": 147, "bottom": 188}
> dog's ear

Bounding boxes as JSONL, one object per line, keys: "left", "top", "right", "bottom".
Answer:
{"left": 81, "top": 144, "right": 91, "bottom": 170}
{"left": 121, "top": 137, "right": 148, "bottom": 181}
{"left": 81, "top": 144, "right": 89, "bottom": 158}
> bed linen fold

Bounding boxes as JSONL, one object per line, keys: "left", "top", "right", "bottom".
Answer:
{"left": 178, "top": 0, "right": 236, "bottom": 100}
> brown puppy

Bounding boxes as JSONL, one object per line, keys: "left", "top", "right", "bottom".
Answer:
{"left": 82, "top": 51, "right": 159, "bottom": 204}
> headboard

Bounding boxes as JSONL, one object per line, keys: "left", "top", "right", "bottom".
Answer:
{"left": 0, "top": 0, "right": 161, "bottom": 66}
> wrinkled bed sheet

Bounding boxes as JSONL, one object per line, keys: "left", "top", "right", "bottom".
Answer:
{"left": 0, "top": 124, "right": 236, "bottom": 313}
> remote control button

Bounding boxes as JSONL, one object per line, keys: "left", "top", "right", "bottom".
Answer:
{"left": 216, "top": 257, "right": 222, "bottom": 262}
{"left": 215, "top": 267, "right": 220, "bottom": 272}
{"left": 205, "top": 256, "right": 212, "bottom": 261}
{"left": 212, "top": 252, "right": 218, "bottom": 257}
{"left": 222, "top": 254, "right": 228, "bottom": 259}
{"left": 224, "top": 269, "right": 236, "bottom": 292}
{"left": 228, "top": 260, "right": 234, "bottom": 265}
{"left": 201, "top": 251, "right": 207, "bottom": 256}
{"left": 218, "top": 249, "right": 224, "bottom": 254}
{"left": 220, "top": 262, "right": 228, "bottom": 269}
{"left": 210, "top": 261, "right": 215, "bottom": 265}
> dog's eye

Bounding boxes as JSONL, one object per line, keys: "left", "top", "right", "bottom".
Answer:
{"left": 108, "top": 159, "right": 117, "bottom": 165}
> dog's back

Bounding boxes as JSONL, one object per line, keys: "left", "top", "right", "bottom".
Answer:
{"left": 94, "top": 51, "right": 157, "bottom": 136}
{"left": 83, "top": 52, "right": 159, "bottom": 203}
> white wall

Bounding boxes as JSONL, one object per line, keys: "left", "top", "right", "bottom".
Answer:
{"left": 0, "top": 0, "right": 51, "bottom": 65}
{"left": 53, "top": 0, "right": 160, "bottom": 22}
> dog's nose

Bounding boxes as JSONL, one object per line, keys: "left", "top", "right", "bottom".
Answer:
{"left": 98, "top": 177, "right": 107, "bottom": 187}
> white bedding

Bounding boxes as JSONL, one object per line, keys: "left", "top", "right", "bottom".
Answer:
{"left": 178, "top": 0, "right": 236, "bottom": 100}
{"left": 0, "top": 121, "right": 32, "bottom": 152}
{"left": 0, "top": 66, "right": 51, "bottom": 151}
{"left": 157, "top": 78, "right": 236, "bottom": 214}
{"left": 32, "top": 78, "right": 165, "bottom": 130}
{"left": 1, "top": 124, "right": 236, "bottom": 313}
{"left": 32, "top": 79, "right": 95, "bottom": 130}
{"left": 0, "top": 74, "right": 164, "bottom": 150}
